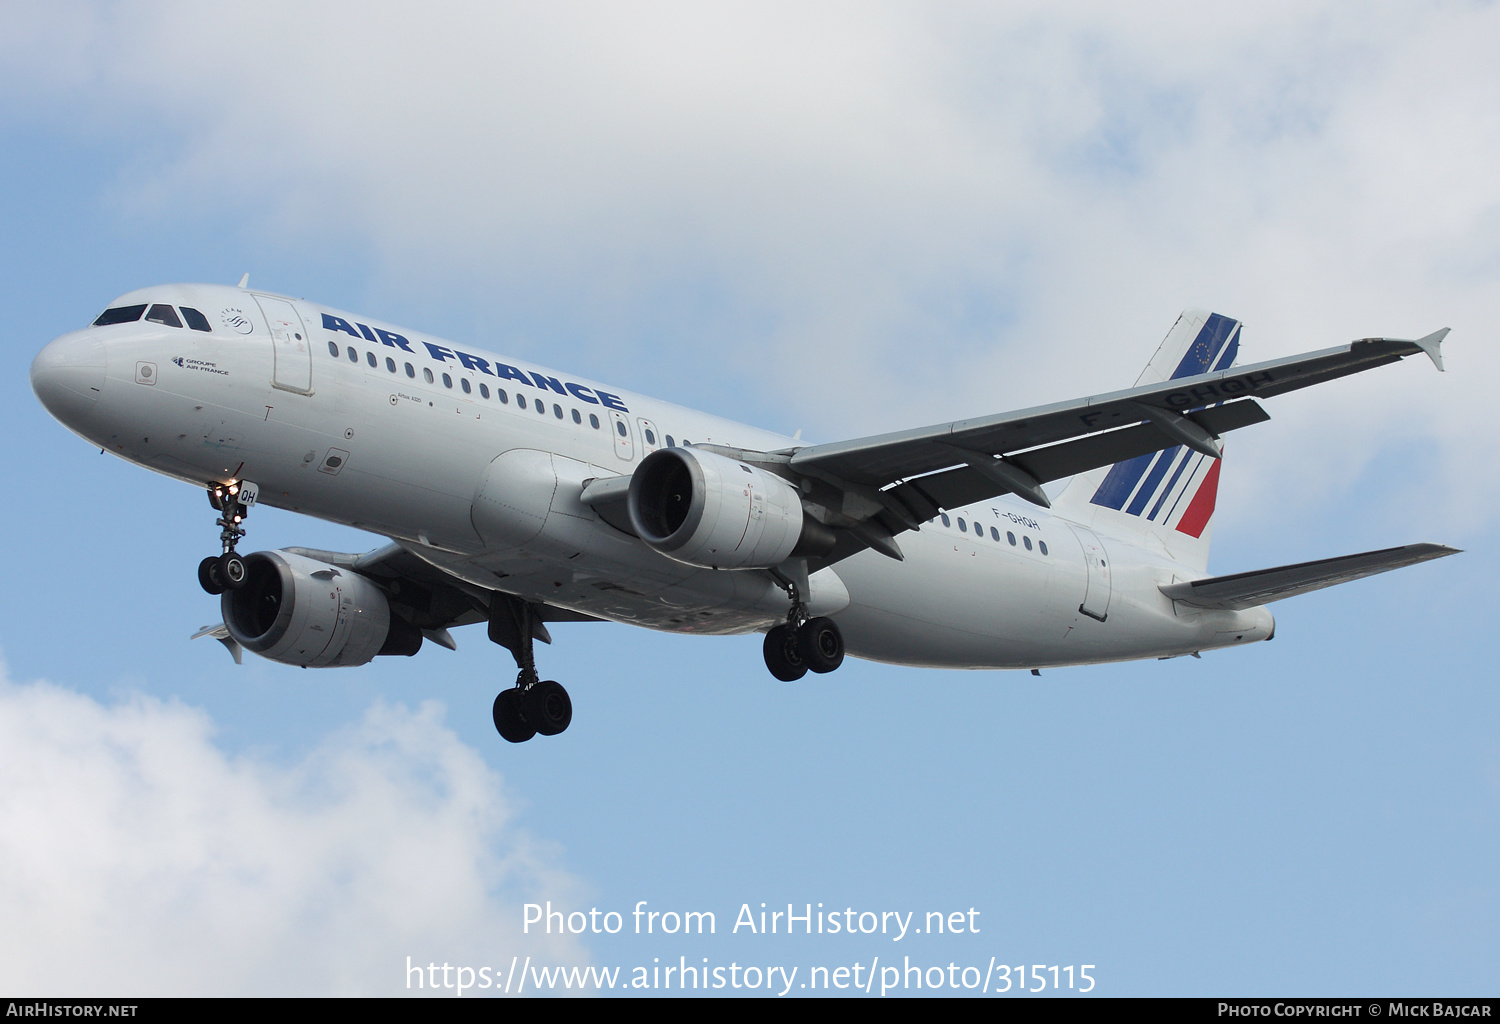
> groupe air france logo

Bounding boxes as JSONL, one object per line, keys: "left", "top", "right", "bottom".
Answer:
{"left": 220, "top": 308, "right": 254, "bottom": 335}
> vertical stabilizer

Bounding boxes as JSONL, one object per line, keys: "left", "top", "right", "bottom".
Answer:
{"left": 1052, "top": 310, "right": 1241, "bottom": 572}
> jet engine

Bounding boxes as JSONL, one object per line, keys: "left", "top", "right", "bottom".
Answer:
{"left": 627, "top": 447, "right": 835, "bottom": 569}
{"left": 221, "top": 550, "right": 422, "bottom": 668}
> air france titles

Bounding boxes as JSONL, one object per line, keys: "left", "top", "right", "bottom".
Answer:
{"left": 321, "top": 313, "right": 629, "bottom": 412}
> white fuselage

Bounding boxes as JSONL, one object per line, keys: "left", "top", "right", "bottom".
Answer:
{"left": 32, "top": 284, "right": 1273, "bottom": 670}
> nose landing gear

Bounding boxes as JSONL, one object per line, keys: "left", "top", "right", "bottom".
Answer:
{"left": 197, "top": 481, "right": 257, "bottom": 595}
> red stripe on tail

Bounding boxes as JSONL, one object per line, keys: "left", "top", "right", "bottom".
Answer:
{"left": 1175, "top": 458, "right": 1221, "bottom": 539}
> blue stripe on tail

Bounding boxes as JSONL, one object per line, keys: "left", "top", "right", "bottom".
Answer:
{"left": 1171, "top": 314, "right": 1237, "bottom": 379}
{"left": 1089, "top": 313, "right": 1239, "bottom": 514}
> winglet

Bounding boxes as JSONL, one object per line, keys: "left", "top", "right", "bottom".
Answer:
{"left": 1413, "top": 328, "right": 1448, "bottom": 372}
{"left": 422, "top": 627, "right": 459, "bottom": 651}
{"left": 237, "top": 273, "right": 250, "bottom": 289}
{"left": 191, "top": 623, "right": 243, "bottom": 665}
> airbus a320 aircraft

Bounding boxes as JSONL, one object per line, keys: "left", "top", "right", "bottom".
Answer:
{"left": 31, "top": 282, "right": 1456, "bottom": 742}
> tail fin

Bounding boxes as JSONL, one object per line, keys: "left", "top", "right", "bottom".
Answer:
{"left": 1052, "top": 310, "right": 1242, "bottom": 572}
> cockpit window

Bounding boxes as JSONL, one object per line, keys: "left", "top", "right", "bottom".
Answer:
{"left": 145, "top": 304, "right": 183, "bottom": 328}
{"left": 93, "top": 304, "right": 147, "bottom": 326}
{"left": 180, "top": 307, "right": 212, "bottom": 332}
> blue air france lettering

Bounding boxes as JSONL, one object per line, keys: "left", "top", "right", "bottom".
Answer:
{"left": 30, "top": 283, "right": 1456, "bottom": 745}
{"left": 320, "top": 312, "right": 630, "bottom": 412}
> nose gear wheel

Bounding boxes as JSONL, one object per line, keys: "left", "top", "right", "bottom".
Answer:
{"left": 199, "top": 481, "right": 257, "bottom": 594}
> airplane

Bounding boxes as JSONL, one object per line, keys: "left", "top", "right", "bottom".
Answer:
{"left": 30, "top": 281, "right": 1458, "bottom": 742}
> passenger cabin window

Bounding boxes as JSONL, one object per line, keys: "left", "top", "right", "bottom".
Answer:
{"left": 93, "top": 304, "right": 147, "bottom": 326}
{"left": 180, "top": 307, "right": 212, "bottom": 332}
{"left": 461, "top": 378, "right": 471, "bottom": 394}
{"left": 553, "top": 404, "right": 563, "bottom": 418}
{"left": 347, "top": 347, "right": 358, "bottom": 362}
{"left": 615, "top": 420, "right": 627, "bottom": 437}
{"left": 1023, "top": 536, "right": 1033, "bottom": 551}
{"left": 498, "top": 389, "right": 509, "bottom": 404}
{"left": 366, "top": 351, "right": 377, "bottom": 367}
{"left": 990, "top": 527, "right": 1000, "bottom": 541}
{"left": 665, "top": 435, "right": 675, "bottom": 447}
{"left": 423, "top": 368, "right": 434, "bottom": 384}
{"left": 1007, "top": 531, "right": 1016, "bottom": 545}
{"left": 572, "top": 409, "right": 581, "bottom": 424}
{"left": 386, "top": 357, "right": 397, "bottom": 373}
{"left": 940, "top": 514, "right": 951, "bottom": 527}
{"left": 405, "top": 363, "right": 415, "bottom": 378}
{"left": 480, "top": 383, "right": 490, "bottom": 399}
{"left": 442, "top": 372, "right": 453, "bottom": 388}
{"left": 518, "top": 395, "right": 527, "bottom": 409}
{"left": 590, "top": 414, "right": 600, "bottom": 429}
{"left": 328, "top": 341, "right": 339, "bottom": 357}
{"left": 145, "top": 304, "right": 182, "bottom": 328}
{"left": 1039, "top": 541, "right": 1048, "bottom": 556}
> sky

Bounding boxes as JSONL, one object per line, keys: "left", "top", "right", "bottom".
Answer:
{"left": 0, "top": 0, "right": 1496, "bottom": 997}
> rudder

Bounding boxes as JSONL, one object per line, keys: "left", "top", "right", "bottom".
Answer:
{"left": 1052, "top": 310, "right": 1241, "bottom": 572}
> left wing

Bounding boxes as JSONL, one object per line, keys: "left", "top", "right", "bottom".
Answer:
{"left": 193, "top": 543, "right": 601, "bottom": 661}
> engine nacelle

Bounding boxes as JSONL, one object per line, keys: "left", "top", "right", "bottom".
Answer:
{"left": 627, "top": 447, "right": 835, "bottom": 569}
{"left": 222, "top": 550, "right": 421, "bottom": 668}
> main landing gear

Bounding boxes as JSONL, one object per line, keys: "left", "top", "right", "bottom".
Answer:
{"left": 197, "top": 481, "right": 259, "bottom": 595}
{"left": 762, "top": 572, "right": 845, "bottom": 682}
{"left": 488, "top": 594, "right": 572, "bottom": 743}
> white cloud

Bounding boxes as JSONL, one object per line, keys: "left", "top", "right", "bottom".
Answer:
{"left": 4, "top": 1, "right": 1497, "bottom": 531}
{"left": 0, "top": 661, "right": 587, "bottom": 995}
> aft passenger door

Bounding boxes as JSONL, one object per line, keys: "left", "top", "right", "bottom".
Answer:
{"left": 254, "top": 295, "right": 313, "bottom": 394}
{"left": 1067, "top": 524, "right": 1113, "bottom": 622}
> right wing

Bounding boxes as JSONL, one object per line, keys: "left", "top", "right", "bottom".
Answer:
{"left": 777, "top": 329, "right": 1447, "bottom": 561}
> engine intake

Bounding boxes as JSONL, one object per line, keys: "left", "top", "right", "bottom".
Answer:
{"left": 627, "top": 447, "right": 835, "bottom": 569}
{"left": 222, "top": 550, "right": 421, "bottom": 667}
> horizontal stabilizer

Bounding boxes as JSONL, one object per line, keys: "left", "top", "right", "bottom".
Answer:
{"left": 1160, "top": 543, "right": 1459, "bottom": 610}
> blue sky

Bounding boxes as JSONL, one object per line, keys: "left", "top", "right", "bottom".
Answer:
{"left": 1, "top": 2, "right": 1495, "bottom": 996}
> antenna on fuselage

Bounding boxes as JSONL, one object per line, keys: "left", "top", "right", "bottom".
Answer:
{"left": 237, "top": 273, "right": 250, "bottom": 289}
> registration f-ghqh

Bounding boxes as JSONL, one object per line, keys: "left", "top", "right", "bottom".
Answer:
{"left": 31, "top": 282, "right": 1458, "bottom": 742}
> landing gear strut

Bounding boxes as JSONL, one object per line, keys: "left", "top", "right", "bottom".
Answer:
{"left": 763, "top": 568, "right": 844, "bottom": 681}
{"left": 198, "top": 481, "right": 258, "bottom": 595}
{"left": 488, "top": 594, "right": 572, "bottom": 743}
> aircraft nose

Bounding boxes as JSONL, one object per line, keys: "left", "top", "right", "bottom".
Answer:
{"left": 31, "top": 330, "right": 107, "bottom": 427}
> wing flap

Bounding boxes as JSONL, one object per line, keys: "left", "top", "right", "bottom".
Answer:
{"left": 1159, "top": 543, "right": 1459, "bottom": 610}
{"left": 284, "top": 544, "right": 604, "bottom": 626}
{"left": 888, "top": 400, "right": 1270, "bottom": 514}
